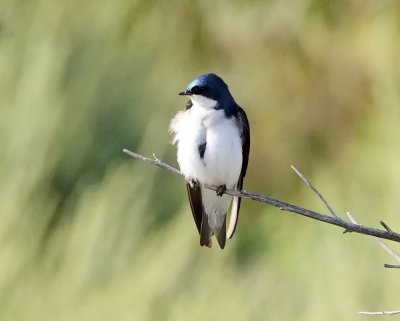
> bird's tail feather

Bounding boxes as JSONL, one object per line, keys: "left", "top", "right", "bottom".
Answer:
{"left": 214, "top": 217, "right": 226, "bottom": 249}
{"left": 200, "top": 211, "right": 212, "bottom": 248}
{"left": 200, "top": 212, "right": 227, "bottom": 249}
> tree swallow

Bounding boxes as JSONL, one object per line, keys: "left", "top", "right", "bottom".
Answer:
{"left": 170, "top": 73, "right": 250, "bottom": 249}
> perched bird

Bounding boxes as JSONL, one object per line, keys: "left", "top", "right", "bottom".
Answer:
{"left": 170, "top": 73, "right": 250, "bottom": 249}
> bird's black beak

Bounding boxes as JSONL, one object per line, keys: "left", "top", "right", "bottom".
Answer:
{"left": 178, "top": 90, "right": 192, "bottom": 96}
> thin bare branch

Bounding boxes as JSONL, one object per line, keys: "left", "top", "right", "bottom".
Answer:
{"left": 358, "top": 310, "right": 400, "bottom": 316}
{"left": 384, "top": 264, "right": 400, "bottom": 269}
{"left": 346, "top": 211, "right": 357, "bottom": 224}
{"left": 291, "top": 165, "right": 338, "bottom": 218}
{"left": 123, "top": 149, "right": 400, "bottom": 244}
{"left": 381, "top": 221, "right": 393, "bottom": 233}
{"left": 123, "top": 149, "right": 181, "bottom": 176}
{"left": 346, "top": 212, "right": 400, "bottom": 264}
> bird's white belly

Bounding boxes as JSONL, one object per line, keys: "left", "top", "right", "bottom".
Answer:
{"left": 201, "top": 119, "right": 242, "bottom": 188}
{"left": 175, "top": 109, "right": 242, "bottom": 189}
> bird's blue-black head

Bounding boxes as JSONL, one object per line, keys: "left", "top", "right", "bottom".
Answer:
{"left": 179, "top": 73, "right": 237, "bottom": 116}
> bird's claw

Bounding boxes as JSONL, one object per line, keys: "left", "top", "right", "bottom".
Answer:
{"left": 216, "top": 184, "right": 226, "bottom": 197}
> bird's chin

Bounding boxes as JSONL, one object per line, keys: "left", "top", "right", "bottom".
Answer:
{"left": 190, "top": 95, "right": 218, "bottom": 109}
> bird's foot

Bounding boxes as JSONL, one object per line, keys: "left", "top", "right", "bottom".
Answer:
{"left": 216, "top": 184, "right": 226, "bottom": 197}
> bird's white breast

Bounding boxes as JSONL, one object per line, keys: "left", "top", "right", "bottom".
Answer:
{"left": 170, "top": 100, "right": 242, "bottom": 189}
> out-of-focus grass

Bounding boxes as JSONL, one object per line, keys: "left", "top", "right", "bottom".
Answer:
{"left": 0, "top": 0, "right": 400, "bottom": 320}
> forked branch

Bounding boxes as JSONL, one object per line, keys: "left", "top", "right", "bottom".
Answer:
{"left": 123, "top": 149, "right": 400, "bottom": 245}
{"left": 124, "top": 148, "right": 400, "bottom": 316}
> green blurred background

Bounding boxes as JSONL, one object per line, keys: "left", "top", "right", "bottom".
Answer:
{"left": 1, "top": 0, "right": 400, "bottom": 320}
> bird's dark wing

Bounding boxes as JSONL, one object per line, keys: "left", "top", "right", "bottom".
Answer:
{"left": 227, "top": 105, "right": 250, "bottom": 239}
{"left": 186, "top": 182, "right": 202, "bottom": 233}
{"left": 186, "top": 182, "right": 212, "bottom": 247}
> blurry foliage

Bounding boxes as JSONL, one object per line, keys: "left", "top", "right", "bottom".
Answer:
{"left": 0, "top": 0, "right": 400, "bottom": 320}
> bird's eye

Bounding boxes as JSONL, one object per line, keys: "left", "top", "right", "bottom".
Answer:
{"left": 191, "top": 86, "right": 204, "bottom": 94}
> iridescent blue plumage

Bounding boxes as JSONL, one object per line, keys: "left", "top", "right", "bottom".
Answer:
{"left": 179, "top": 73, "right": 237, "bottom": 116}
